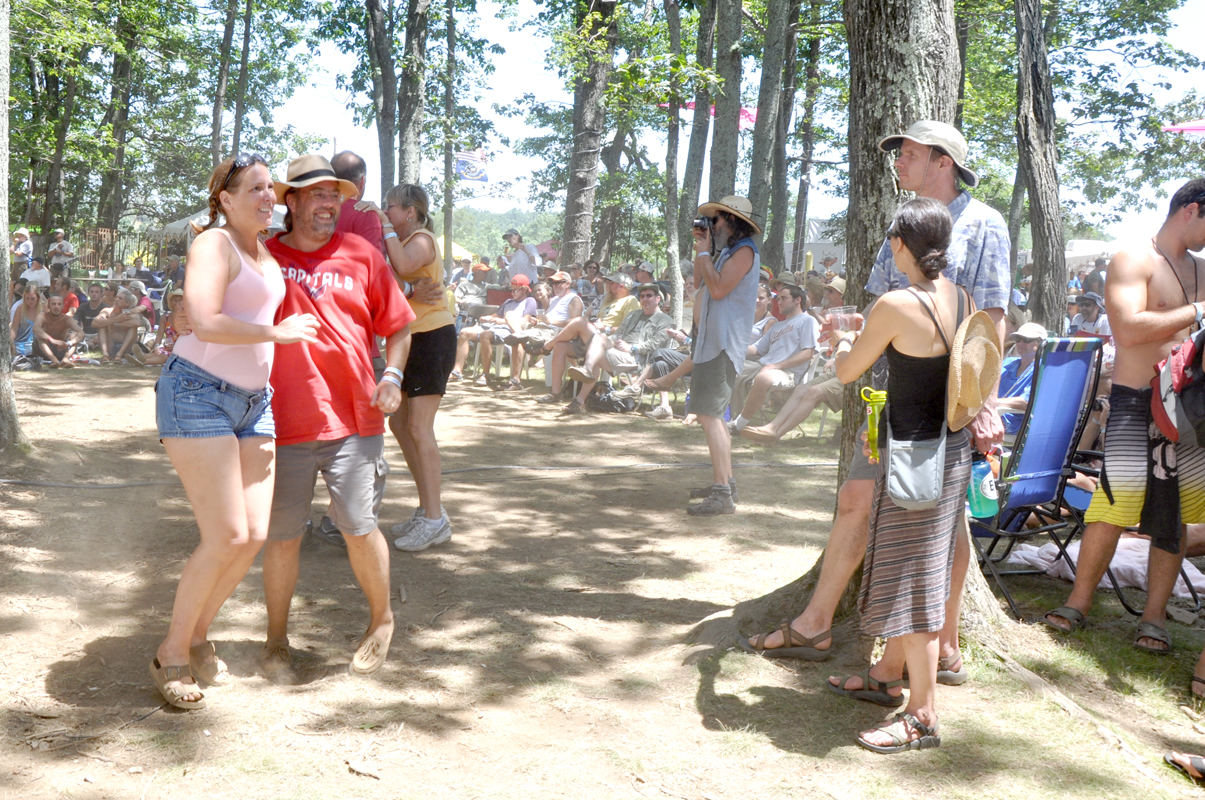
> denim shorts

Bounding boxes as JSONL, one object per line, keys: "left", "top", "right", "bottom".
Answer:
{"left": 155, "top": 354, "right": 275, "bottom": 440}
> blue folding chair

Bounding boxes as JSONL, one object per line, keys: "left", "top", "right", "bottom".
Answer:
{"left": 972, "top": 338, "right": 1103, "bottom": 618}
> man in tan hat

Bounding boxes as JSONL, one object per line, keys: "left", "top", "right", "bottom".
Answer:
{"left": 9, "top": 228, "right": 32, "bottom": 280}
{"left": 257, "top": 153, "right": 416, "bottom": 679}
{"left": 740, "top": 121, "right": 1011, "bottom": 682}
{"left": 1045, "top": 179, "right": 1205, "bottom": 657}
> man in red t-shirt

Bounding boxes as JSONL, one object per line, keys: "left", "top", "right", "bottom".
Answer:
{"left": 331, "top": 150, "right": 385, "bottom": 255}
{"left": 51, "top": 276, "right": 79, "bottom": 317}
{"left": 259, "top": 154, "right": 416, "bottom": 681}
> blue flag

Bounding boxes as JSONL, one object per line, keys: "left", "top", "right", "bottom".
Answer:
{"left": 454, "top": 150, "right": 488, "bottom": 182}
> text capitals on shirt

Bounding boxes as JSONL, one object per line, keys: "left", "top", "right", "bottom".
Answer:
{"left": 282, "top": 265, "right": 356, "bottom": 299}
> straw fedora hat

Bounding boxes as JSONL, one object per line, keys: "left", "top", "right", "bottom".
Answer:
{"left": 274, "top": 154, "right": 358, "bottom": 204}
{"left": 947, "top": 310, "right": 1002, "bottom": 431}
{"left": 696, "top": 196, "right": 763, "bottom": 235}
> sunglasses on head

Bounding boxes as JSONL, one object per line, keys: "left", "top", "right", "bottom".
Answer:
{"left": 220, "top": 152, "right": 268, "bottom": 194}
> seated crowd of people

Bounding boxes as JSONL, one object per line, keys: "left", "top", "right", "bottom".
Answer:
{"left": 8, "top": 248, "right": 186, "bottom": 369}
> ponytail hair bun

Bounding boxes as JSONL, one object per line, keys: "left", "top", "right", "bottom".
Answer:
{"left": 888, "top": 197, "right": 953, "bottom": 278}
{"left": 918, "top": 250, "right": 948, "bottom": 279}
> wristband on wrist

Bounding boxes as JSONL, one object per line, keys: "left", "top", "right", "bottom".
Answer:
{"left": 697, "top": 251, "right": 710, "bottom": 258}
{"left": 383, "top": 231, "right": 398, "bottom": 241}
{"left": 381, "top": 373, "right": 402, "bottom": 389}
{"left": 1195, "top": 301, "right": 1204, "bottom": 326}
{"left": 384, "top": 366, "right": 404, "bottom": 381}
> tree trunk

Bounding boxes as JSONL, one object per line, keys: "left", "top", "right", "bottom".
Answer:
{"left": 953, "top": 11, "right": 969, "bottom": 130}
{"left": 442, "top": 0, "right": 455, "bottom": 279}
{"left": 0, "top": 2, "right": 28, "bottom": 450}
{"left": 1008, "top": 163, "right": 1027, "bottom": 279}
{"left": 41, "top": 48, "right": 86, "bottom": 234}
{"left": 745, "top": 0, "right": 792, "bottom": 236}
{"left": 677, "top": 0, "right": 715, "bottom": 259}
{"left": 560, "top": 0, "right": 618, "bottom": 266}
{"left": 688, "top": 0, "right": 965, "bottom": 650}
{"left": 365, "top": 0, "right": 398, "bottom": 191}
{"left": 97, "top": 20, "right": 135, "bottom": 231}
{"left": 590, "top": 126, "right": 629, "bottom": 268}
{"left": 230, "top": 0, "right": 254, "bottom": 155}
{"left": 210, "top": 0, "right": 239, "bottom": 167}
{"left": 762, "top": 0, "right": 804, "bottom": 272}
{"left": 664, "top": 0, "right": 685, "bottom": 326}
{"left": 397, "top": 0, "right": 432, "bottom": 184}
{"left": 1015, "top": 0, "right": 1064, "bottom": 334}
{"left": 788, "top": 23, "right": 821, "bottom": 274}
{"left": 708, "top": 0, "right": 741, "bottom": 198}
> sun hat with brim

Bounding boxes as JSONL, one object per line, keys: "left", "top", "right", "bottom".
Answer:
{"left": 635, "top": 282, "right": 664, "bottom": 296}
{"left": 604, "top": 272, "right": 634, "bottom": 290}
{"left": 1007, "top": 322, "right": 1048, "bottom": 342}
{"left": 948, "top": 310, "right": 1003, "bottom": 431}
{"left": 696, "top": 195, "right": 763, "bottom": 236}
{"left": 827, "top": 277, "right": 847, "bottom": 295}
{"left": 14, "top": 228, "right": 30, "bottom": 238}
{"left": 878, "top": 120, "right": 979, "bottom": 188}
{"left": 770, "top": 272, "right": 798, "bottom": 289}
{"left": 549, "top": 271, "right": 572, "bottom": 283}
{"left": 759, "top": 267, "right": 774, "bottom": 281}
{"left": 273, "top": 154, "right": 357, "bottom": 204}
{"left": 1076, "top": 292, "right": 1104, "bottom": 308}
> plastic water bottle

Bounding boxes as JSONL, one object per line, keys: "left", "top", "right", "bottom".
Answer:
{"left": 967, "top": 453, "right": 999, "bottom": 518}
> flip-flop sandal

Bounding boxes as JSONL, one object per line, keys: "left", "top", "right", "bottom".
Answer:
{"left": 149, "top": 658, "right": 205, "bottom": 709}
{"left": 857, "top": 712, "right": 940, "bottom": 754}
{"left": 1165, "top": 751, "right": 1205, "bottom": 783}
{"left": 739, "top": 427, "right": 780, "bottom": 446}
{"left": 1134, "top": 621, "right": 1172, "bottom": 654}
{"left": 826, "top": 668, "right": 905, "bottom": 707}
{"left": 350, "top": 624, "right": 394, "bottom": 675}
{"left": 189, "top": 641, "right": 233, "bottom": 686}
{"left": 1192, "top": 676, "right": 1205, "bottom": 699}
{"left": 738, "top": 623, "right": 832, "bottom": 661}
{"left": 1040, "top": 605, "right": 1086, "bottom": 633}
{"left": 902, "top": 654, "right": 969, "bottom": 687}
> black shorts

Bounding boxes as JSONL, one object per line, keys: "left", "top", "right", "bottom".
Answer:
{"left": 403, "top": 325, "right": 457, "bottom": 397}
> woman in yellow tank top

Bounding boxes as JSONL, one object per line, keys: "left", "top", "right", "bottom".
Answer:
{"left": 359, "top": 184, "right": 457, "bottom": 552}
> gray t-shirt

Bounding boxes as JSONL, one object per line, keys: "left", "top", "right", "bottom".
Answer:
{"left": 752, "top": 312, "right": 819, "bottom": 378}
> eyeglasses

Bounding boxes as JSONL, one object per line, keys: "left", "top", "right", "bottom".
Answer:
{"left": 219, "top": 152, "right": 268, "bottom": 194}
{"left": 301, "top": 189, "right": 344, "bottom": 203}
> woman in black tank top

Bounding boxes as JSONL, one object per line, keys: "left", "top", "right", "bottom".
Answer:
{"left": 826, "top": 197, "right": 974, "bottom": 754}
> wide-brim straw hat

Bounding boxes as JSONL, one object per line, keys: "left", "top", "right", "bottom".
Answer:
{"left": 948, "top": 310, "right": 1002, "bottom": 431}
{"left": 273, "top": 155, "right": 358, "bottom": 205}
{"left": 697, "top": 196, "right": 763, "bottom": 235}
{"left": 878, "top": 120, "right": 979, "bottom": 188}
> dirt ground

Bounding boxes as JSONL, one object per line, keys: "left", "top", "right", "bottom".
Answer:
{"left": 3, "top": 367, "right": 1205, "bottom": 799}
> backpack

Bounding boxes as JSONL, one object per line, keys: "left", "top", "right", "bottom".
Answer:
{"left": 1151, "top": 325, "right": 1205, "bottom": 446}
{"left": 585, "top": 384, "right": 638, "bottom": 414}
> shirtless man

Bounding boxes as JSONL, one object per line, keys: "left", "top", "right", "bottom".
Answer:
{"left": 1045, "top": 178, "right": 1205, "bottom": 655}
{"left": 33, "top": 294, "right": 84, "bottom": 368}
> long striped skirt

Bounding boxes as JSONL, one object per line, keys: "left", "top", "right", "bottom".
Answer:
{"left": 859, "top": 429, "right": 972, "bottom": 639}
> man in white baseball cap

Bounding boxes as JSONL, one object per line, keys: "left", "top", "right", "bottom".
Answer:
{"left": 739, "top": 120, "right": 1012, "bottom": 727}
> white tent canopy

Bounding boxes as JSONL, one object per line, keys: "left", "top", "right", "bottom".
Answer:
{"left": 151, "top": 208, "right": 287, "bottom": 241}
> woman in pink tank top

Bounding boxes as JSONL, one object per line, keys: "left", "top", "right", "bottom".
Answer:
{"left": 149, "top": 154, "right": 320, "bottom": 710}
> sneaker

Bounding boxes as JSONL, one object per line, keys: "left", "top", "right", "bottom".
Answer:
{"left": 689, "top": 479, "right": 738, "bottom": 504}
{"left": 389, "top": 507, "right": 425, "bottom": 537}
{"left": 614, "top": 384, "right": 643, "bottom": 399}
{"left": 566, "top": 365, "right": 593, "bottom": 384}
{"left": 562, "top": 399, "right": 585, "bottom": 415}
{"left": 393, "top": 511, "right": 452, "bottom": 552}
{"left": 311, "top": 515, "right": 346, "bottom": 547}
{"left": 523, "top": 340, "right": 547, "bottom": 356}
{"left": 474, "top": 374, "right": 489, "bottom": 387}
{"left": 687, "top": 486, "right": 735, "bottom": 516}
{"left": 726, "top": 420, "right": 740, "bottom": 435}
{"left": 644, "top": 405, "right": 673, "bottom": 421}
{"left": 259, "top": 641, "right": 295, "bottom": 684}
{"left": 535, "top": 392, "right": 562, "bottom": 404}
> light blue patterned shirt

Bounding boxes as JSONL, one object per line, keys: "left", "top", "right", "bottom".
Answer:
{"left": 864, "top": 191, "right": 1011, "bottom": 310}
